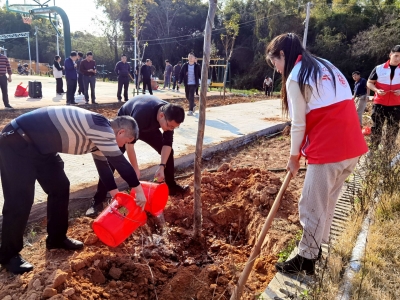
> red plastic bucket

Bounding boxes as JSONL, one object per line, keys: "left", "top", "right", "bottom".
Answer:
{"left": 92, "top": 192, "right": 147, "bottom": 247}
{"left": 130, "top": 181, "right": 169, "bottom": 216}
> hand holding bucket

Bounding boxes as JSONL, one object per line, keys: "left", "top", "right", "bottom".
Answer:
{"left": 131, "top": 184, "right": 147, "bottom": 210}
{"left": 130, "top": 181, "right": 169, "bottom": 216}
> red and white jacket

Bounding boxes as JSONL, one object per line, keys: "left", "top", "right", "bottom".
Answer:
{"left": 373, "top": 61, "right": 400, "bottom": 106}
{"left": 287, "top": 58, "right": 368, "bottom": 164}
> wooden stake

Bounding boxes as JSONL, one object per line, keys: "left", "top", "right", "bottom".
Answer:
{"left": 230, "top": 171, "right": 292, "bottom": 300}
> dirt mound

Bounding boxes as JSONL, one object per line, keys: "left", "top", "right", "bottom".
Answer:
{"left": 0, "top": 166, "right": 300, "bottom": 300}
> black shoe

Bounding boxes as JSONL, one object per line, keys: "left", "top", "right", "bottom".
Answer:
{"left": 92, "top": 101, "right": 98, "bottom": 105}
{"left": 46, "top": 237, "right": 84, "bottom": 251}
{"left": 168, "top": 184, "right": 190, "bottom": 196}
{"left": 118, "top": 99, "right": 122, "bottom": 102}
{"left": 85, "top": 100, "right": 89, "bottom": 104}
{"left": 124, "top": 99, "right": 128, "bottom": 102}
{"left": 5, "top": 105, "right": 14, "bottom": 109}
{"left": 275, "top": 254, "right": 316, "bottom": 275}
{"left": 85, "top": 202, "right": 104, "bottom": 218}
{"left": 57, "top": 93, "right": 63, "bottom": 95}
{"left": 71, "top": 101, "right": 78, "bottom": 105}
{"left": 3, "top": 255, "right": 33, "bottom": 274}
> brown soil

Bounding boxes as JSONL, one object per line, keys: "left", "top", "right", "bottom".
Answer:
{"left": 0, "top": 134, "right": 304, "bottom": 299}
{"left": 0, "top": 95, "right": 270, "bottom": 130}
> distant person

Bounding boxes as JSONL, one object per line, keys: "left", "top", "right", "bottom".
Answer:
{"left": 53, "top": 55, "right": 65, "bottom": 95}
{"left": 0, "top": 106, "right": 146, "bottom": 274}
{"left": 263, "top": 76, "right": 273, "bottom": 96}
{"left": 367, "top": 45, "right": 400, "bottom": 151}
{"left": 162, "top": 60, "right": 172, "bottom": 90}
{"left": 115, "top": 54, "right": 131, "bottom": 102}
{"left": 352, "top": 71, "right": 369, "bottom": 127}
{"left": 141, "top": 59, "right": 153, "bottom": 95}
{"left": 0, "top": 52, "right": 13, "bottom": 109}
{"left": 76, "top": 52, "right": 85, "bottom": 96}
{"left": 64, "top": 51, "right": 78, "bottom": 105}
{"left": 179, "top": 52, "right": 201, "bottom": 116}
{"left": 172, "top": 61, "right": 182, "bottom": 92}
{"left": 80, "top": 51, "right": 97, "bottom": 104}
{"left": 86, "top": 95, "right": 189, "bottom": 217}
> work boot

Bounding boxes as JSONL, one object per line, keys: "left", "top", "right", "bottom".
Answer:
{"left": 168, "top": 184, "right": 190, "bottom": 196}
{"left": 3, "top": 255, "right": 33, "bottom": 275}
{"left": 85, "top": 201, "right": 104, "bottom": 218}
{"left": 46, "top": 237, "right": 84, "bottom": 251}
{"left": 275, "top": 254, "right": 316, "bottom": 275}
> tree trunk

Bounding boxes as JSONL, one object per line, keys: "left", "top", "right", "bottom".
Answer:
{"left": 223, "top": 37, "right": 236, "bottom": 102}
{"left": 193, "top": 0, "right": 218, "bottom": 238}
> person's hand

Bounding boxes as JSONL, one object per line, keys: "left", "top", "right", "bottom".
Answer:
{"left": 132, "top": 186, "right": 147, "bottom": 210}
{"left": 62, "top": 66, "right": 65, "bottom": 69}
{"left": 109, "top": 189, "right": 119, "bottom": 198}
{"left": 286, "top": 155, "right": 300, "bottom": 177}
{"left": 7, "top": 77, "right": 12, "bottom": 83}
{"left": 376, "top": 89, "right": 386, "bottom": 96}
{"left": 154, "top": 166, "right": 165, "bottom": 182}
{"left": 393, "top": 89, "right": 400, "bottom": 96}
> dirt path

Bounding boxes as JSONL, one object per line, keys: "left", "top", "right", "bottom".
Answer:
{"left": 0, "top": 132, "right": 304, "bottom": 300}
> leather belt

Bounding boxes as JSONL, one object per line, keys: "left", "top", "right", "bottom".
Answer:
{"left": 11, "top": 119, "right": 33, "bottom": 145}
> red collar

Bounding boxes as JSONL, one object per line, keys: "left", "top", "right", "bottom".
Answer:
{"left": 294, "top": 55, "right": 302, "bottom": 65}
{"left": 383, "top": 60, "right": 400, "bottom": 69}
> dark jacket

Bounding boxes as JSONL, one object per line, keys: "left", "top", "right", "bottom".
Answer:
{"left": 173, "top": 64, "right": 181, "bottom": 77}
{"left": 53, "top": 61, "right": 63, "bottom": 71}
{"left": 115, "top": 61, "right": 131, "bottom": 77}
{"left": 64, "top": 57, "right": 77, "bottom": 80}
{"left": 141, "top": 64, "right": 152, "bottom": 80}
{"left": 179, "top": 62, "right": 201, "bottom": 87}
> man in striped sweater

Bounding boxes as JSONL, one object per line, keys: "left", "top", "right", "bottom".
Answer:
{"left": 0, "top": 106, "right": 147, "bottom": 274}
{"left": 0, "top": 53, "right": 13, "bottom": 109}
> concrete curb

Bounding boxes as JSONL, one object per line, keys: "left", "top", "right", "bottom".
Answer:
{"left": 0, "top": 121, "right": 289, "bottom": 227}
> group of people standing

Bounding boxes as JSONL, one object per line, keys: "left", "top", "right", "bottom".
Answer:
{"left": 53, "top": 51, "right": 97, "bottom": 105}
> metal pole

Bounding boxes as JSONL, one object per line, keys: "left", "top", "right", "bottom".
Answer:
{"left": 35, "top": 26, "right": 39, "bottom": 74}
{"left": 28, "top": 34, "right": 32, "bottom": 75}
{"left": 134, "top": 5, "right": 137, "bottom": 92}
{"left": 54, "top": 0, "right": 59, "bottom": 55}
{"left": 303, "top": 2, "right": 311, "bottom": 48}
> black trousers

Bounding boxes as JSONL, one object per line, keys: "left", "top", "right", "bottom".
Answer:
{"left": 185, "top": 85, "right": 197, "bottom": 111}
{"left": 142, "top": 77, "right": 153, "bottom": 95}
{"left": 83, "top": 75, "right": 96, "bottom": 102}
{"left": 371, "top": 104, "right": 400, "bottom": 150}
{"left": 0, "top": 125, "right": 70, "bottom": 264}
{"left": 93, "top": 130, "right": 175, "bottom": 205}
{"left": 0, "top": 74, "right": 10, "bottom": 107}
{"left": 117, "top": 76, "right": 130, "bottom": 101}
{"left": 172, "top": 76, "right": 179, "bottom": 91}
{"left": 78, "top": 74, "right": 85, "bottom": 95}
{"left": 56, "top": 77, "right": 64, "bottom": 94}
{"left": 66, "top": 78, "right": 77, "bottom": 104}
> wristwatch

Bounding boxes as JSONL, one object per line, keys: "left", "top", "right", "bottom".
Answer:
{"left": 159, "top": 164, "right": 166, "bottom": 169}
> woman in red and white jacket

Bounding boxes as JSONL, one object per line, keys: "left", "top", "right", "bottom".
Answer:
{"left": 367, "top": 45, "right": 400, "bottom": 151}
{"left": 266, "top": 33, "right": 368, "bottom": 275}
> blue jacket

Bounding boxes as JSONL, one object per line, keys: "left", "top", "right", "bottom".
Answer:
{"left": 64, "top": 57, "right": 77, "bottom": 80}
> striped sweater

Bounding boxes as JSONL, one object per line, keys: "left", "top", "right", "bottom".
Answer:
{"left": 16, "top": 106, "right": 139, "bottom": 191}
{"left": 0, "top": 54, "right": 12, "bottom": 76}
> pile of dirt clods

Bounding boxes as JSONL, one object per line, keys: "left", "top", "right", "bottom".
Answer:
{"left": 0, "top": 164, "right": 300, "bottom": 300}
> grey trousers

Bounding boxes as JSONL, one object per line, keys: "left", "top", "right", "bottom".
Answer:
{"left": 355, "top": 95, "right": 368, "bottom": 126}
{"left": 298, "top": 157, "right": 359, "bottom": 259}
{"left": 83, "top": 75, "right": 96, "bottom": 102}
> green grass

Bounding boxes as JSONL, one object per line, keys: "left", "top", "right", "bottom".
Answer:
{"left": 277, "top": 230, "right": 303, "bottom": 262}
{"left": 229, "top": 88, "right": 263, "bottom": 95}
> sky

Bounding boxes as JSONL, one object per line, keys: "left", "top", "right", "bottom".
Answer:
{"left": 1, "top": 0, "right": 107, "bottom": 34}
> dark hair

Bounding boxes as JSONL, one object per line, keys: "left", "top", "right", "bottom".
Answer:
{"left": 165, "top": 59, "right": 169, "bottom": 63}
{"left": 86, "top": 51, "right": 93, "bottom": 56}
{"left": 162, "top": 103, "right": 185, "bottom": 124}
{"left": 352, "top": 71, "right": 360, "bottom": 76}
{"left": 55, "top": 55, "right": 60, "bottom": 60}
{"left": 266, "top": 33, "right": 336, "bottom": 115}
{"left": 391, "top": 45, "right": 400, "bottom": 53}
{"left": 121, "top": 54, "right": 127, "bottom": 57}
{"left": 146, "top": 59, "right": 151, "bottom": 63}
{"left": 70, "top": 51, "right": 77, "bottom": 57}
{"left": 178, "top": 61, "right": 182, "bottom": 64}
{"left": 188, "top": 52, "right": 195, "bottom": 57}
{"left": 78, "top": 52, "right": 83, "bottom": 57}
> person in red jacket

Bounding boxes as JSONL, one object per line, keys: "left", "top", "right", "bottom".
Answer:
{"left": 266, "top": 33, "right": 368, "bottom": 275}
{"left": 367, "top": 45, "right": 400, "bottom": 151}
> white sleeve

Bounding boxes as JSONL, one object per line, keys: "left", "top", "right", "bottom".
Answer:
{"left": 288, "top": 80, "right": 307, "bottom": 156}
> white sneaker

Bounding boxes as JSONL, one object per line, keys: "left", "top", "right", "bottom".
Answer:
{"left": 187, "top": 111, "right": 193, "bottom": 116}
{"left": 172, "top": 89, "right": 175, "bottom": 92}
{"left": 193, "top": 105, "right": 197, "bottom": 113}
